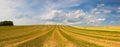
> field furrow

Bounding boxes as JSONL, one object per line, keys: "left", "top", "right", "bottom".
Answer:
{"left": 63, "top": 26, "right": 120, "bottom": 41}
{"left": 59, "top": 26, "right": 102, "bottom": 47}
{"left": 61, "top": 26, "right": 120, "bottom": 47}
{"left": 0, "top": 25, "right": 120, "bottom": 47}
{"left": 53, "top": 26, "right": 76, "bottom": 47}
{"left": 17, "top": 26, "right": 55, "bottom": 47}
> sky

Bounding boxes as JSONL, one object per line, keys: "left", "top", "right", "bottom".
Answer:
{"left": 0, "top": 0, "right": 120, "bottom": 26}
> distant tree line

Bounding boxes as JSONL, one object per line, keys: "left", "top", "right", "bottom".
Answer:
{"left": 0, "top": 21, "right": 14, "bottom": 26}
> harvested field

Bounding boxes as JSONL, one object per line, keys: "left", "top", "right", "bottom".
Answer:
{"left": 0, "top": 25, "right": 120, "bottom": 47}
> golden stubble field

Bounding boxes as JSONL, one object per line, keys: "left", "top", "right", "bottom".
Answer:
{"left": 0, "top": 25, "right": 120, "bottom": 47}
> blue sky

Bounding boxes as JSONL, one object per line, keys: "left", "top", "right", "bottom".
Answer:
{"left": 0, "top": 0, "right": 120, "bottom": 26}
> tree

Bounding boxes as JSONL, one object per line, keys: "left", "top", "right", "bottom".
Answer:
{"left": 0, "top": 21, "right": 14, "bottom": 26}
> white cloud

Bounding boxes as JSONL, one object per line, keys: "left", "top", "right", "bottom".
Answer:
{"left": 91, "top": 8, "right": 98, "bottom": 13}
{"left": 0, "top": 0, "right": 38, "bottom": 25}
{"left": 97, "top": 18, "right": 105, "bottom": 21}
{"left": 91, "top": 8, "right": 101, "bottom": 14}
{"left": 74, "top": 10, "right": 86, "bottom": 18}
{"left": 97, "top": 4, "right": 104, "bottom": 7}
{"left": 12, "top": 18, "right": 35, "bottom": 25}
{"left": 91, "top": 6, "right": 112, "bottom": 15}
{"left": 117, "top": 7, "right": 120, "bottom": 13}
{"left": 103, "top": 10, "right": 112, "bottom": 13}
{"left": 0, "top": 0, "right": 16, "bottom": 18}
{"left": 35, "top": 9, "right": 105, "bottom": 25}
{"left": 0, "top": 0, "right": 29, "bottom": 18}
{"left": 37, "top": 10, "right": 63, "bottom": 20}
{"left": 118, "top": 7, "right": 120, "bottom": 10}
{"left": 0, "top": 0, "right": 106, "bottom": 25}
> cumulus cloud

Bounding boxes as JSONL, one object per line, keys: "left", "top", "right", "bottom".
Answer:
{"left": 35, "top": 9, "right": 105, "bottom": 25}
{"left": 37, "top": 10, "right": 64, "bottom": 20}
{"left": 0, "top": 0, "right": 86, "bottom": 25}
{"left": 0, "top": 0, "right": 118, "bottom": 26}
{"left": 91, "top": 4, "right": 112, "bottom": 15}
{"left": 103, "top": 10, "right": 112, "bottom": 13}
{"left": 91, "top": 8, "right": 102, "bottom": 15}
{"left": 117, "top": 7, "right": 120, "bottom": 13}
{"left": 97, "top": 4, "right": 104, "bottom": 7}
{"left": 0, "top": 0, "right": 105, "bottom": 25}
